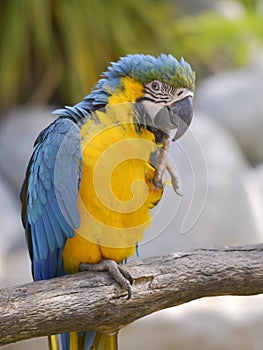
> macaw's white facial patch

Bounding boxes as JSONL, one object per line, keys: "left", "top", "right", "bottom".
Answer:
{"left": 140, "top": 84, "right": 194, "bottom": 136}
{"left": 144, "top": 80, "right": 194, "bottom": 105}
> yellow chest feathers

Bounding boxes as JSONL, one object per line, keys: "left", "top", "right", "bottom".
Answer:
{"left": 63, "top": 96, "right": 163, "bottom": 272}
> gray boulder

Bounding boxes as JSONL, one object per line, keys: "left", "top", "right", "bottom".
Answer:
{"left": 0, "top": 106, "right": 55, "bottom": 191}
{"left": 0, "top": 173, "right": 24, "bottom": 285}
{"left": 120, "top": 295, "right": 263, "bottom": 350}
{"left": 195, "top": 67, "right": 263, "bottom": 164}
{"left": 242, "top": 163, "right": 263, "bottom": 241}
{"left": 0, "top": 174, "right": 22, "bottom": 254}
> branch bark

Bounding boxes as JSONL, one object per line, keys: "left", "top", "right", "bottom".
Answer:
{"left": 1, "top": 244, "right": 263, "bottom": 346}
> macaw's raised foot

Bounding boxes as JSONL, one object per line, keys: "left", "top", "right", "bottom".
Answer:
{"left": 153, "top": 135, "right": 182, "bottom": 196}
{"left": 80, "top": 259, "right": 133, "bottom": 299}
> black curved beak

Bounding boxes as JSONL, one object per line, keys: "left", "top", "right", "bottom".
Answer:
{"left": 170, "top": 96, "right": 193, "bottom": 141}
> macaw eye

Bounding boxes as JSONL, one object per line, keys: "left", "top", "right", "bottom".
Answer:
{"left": 151, "top": 81, "right": 160, "bottom": 91}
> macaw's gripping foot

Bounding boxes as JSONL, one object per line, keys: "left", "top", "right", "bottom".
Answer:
{"left": 80, "top": 259, "right": 133, "bottom": 300}
{"left": 153, "top": 135, "right": 182, "bottom": 196}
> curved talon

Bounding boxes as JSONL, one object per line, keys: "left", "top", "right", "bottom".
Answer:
{"left": 174, "top": 188, "right": 183, "bottom": 197}
{"left": 80, "top": 259, "right": 133, "bottom": 299}
{"left": 176, "top": 189, "right": 183, "bottom": 197}
{"left": 166, "top": 159, "right": 182, "bottom": 196}
{"left": 118, "top": 265, "right": 133, "bottom": 286}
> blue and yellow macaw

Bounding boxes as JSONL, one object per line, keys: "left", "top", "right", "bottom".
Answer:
{"left": 21, "top": 54, "right": 195, "bottom": 350}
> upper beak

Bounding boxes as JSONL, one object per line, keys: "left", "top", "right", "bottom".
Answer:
{"left": 140, "top": 93, "right": 193, "bottom": 142}
{"left": 170, "top": 95, "right": 193, "bottom": 141}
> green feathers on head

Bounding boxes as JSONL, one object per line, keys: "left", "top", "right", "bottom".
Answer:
{"left": 102, "top": 54, "right": 195, "bottom": 92}
{"left": 134, "top": 54, "right": 195, "bottom": 91}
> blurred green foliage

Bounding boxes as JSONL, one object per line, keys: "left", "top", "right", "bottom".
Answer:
{"left": 174, "top": 8, "right": 263, "bottom": 74}
{"left": 0, "top": 0, "right": 262, "bottom": 114}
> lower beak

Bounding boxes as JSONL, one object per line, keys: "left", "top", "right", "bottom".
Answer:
{"left": 170, "top": 96, "right": 193, "bottom": 141}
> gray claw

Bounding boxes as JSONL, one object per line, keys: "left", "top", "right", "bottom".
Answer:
{"left": 80, "top": 259, "right": 133, "bottom": 299}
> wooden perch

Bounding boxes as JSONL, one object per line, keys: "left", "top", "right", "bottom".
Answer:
{"left": 1, "top": 244, "right": 263, "bottom": 346}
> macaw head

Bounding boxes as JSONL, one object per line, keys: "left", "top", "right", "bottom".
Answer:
{"left": 88, "top": 54, "right": 195, "bottom": 142}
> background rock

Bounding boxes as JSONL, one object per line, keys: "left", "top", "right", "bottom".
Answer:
{"left": 0, "top": 173, "right": 24, "bottom": 286}
{"left": 195, "top": 66, "right": 263, "bottom": 164}
{"left": 119, "top": 295, "right": 263, "bottom": 350}
{"left": 0, "top": 107, "right": 55, "bottom": 192}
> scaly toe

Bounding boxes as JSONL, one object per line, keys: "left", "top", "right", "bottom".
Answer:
{"left": 80, "top": 259, "right": 133, "bottom": 299}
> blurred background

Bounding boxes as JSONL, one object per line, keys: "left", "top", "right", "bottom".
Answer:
{"left": 0, "top": 0, "right": 263, "bottom": 349}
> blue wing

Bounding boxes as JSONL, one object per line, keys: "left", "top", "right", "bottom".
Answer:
{"left": 21, "top": 117, "right": 82, "bottom": 280}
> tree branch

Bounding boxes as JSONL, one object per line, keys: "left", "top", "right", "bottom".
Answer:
{"left": 1, "top": 244, "right": 263, "bottom": 346}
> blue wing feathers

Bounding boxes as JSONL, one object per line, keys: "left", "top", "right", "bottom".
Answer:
{"left": 46, "top": 189, "right": 75, "bottom": 239}
{"left": 21, "top": 117, "right": 82, "bottom": 280}
{"left": 37, "top": 179, "right": 46, "bottom": 206}
{"left": 41, "top": 208, "right": 56, "bottom": 252}
{"left": 34, "top": 218, "right": 49, "bottom": 260}
{"left": 45, "top": 202, "right": 64, "bottom": 247}
{"left": 33, "top": 248, "right": 65, "bottom": 281}
{"left": 30, "top": 225, "right": 41, "bottom": 262}
{"left": 57, "top": 189, "right": 80, "bottom": 229}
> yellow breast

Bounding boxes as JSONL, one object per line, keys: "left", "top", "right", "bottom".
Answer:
{"left": 63, "top": 95, "right": 163, "bottom": 273}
